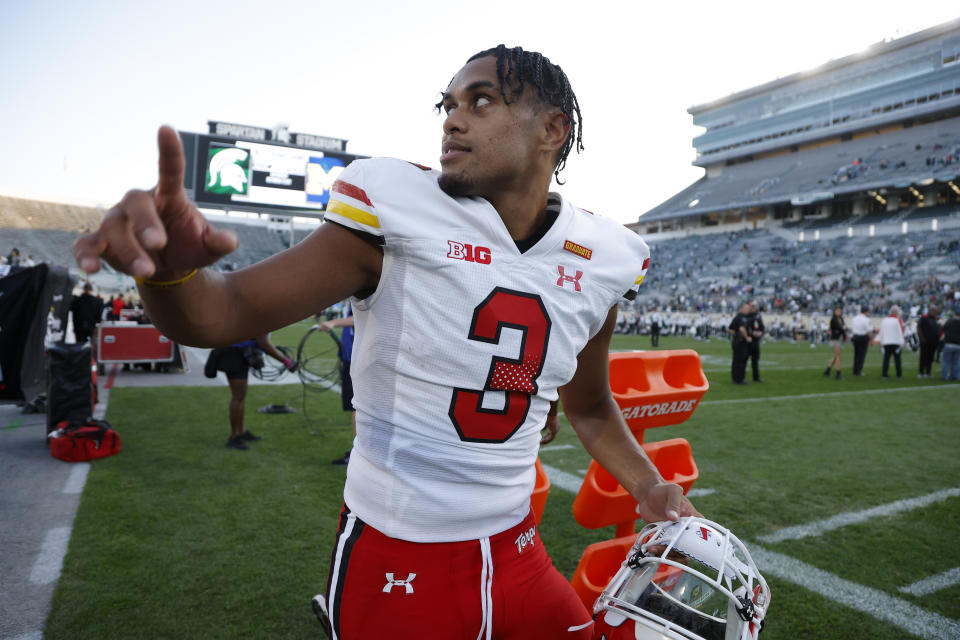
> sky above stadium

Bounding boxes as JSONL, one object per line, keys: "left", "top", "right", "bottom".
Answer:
{"left": 0, "top": 0, "right": 957, "bottom": 224}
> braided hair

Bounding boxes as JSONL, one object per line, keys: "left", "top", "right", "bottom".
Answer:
{"left": 439, "top": 45, "right": 584, "bottom": 184}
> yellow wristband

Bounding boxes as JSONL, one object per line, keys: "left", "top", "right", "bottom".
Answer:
{"left": 134, "top": 268, "right": 200, "bottom": 289}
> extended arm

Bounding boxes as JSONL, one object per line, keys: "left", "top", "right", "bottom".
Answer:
{"left": 559, "top": 306, "right": 699, "bottom": 523}
{"left": 137, "top": 223, "right": 380, "bottom": 346}
{"left": 255, "top": 333, "right": 291, "bottom": 368}
{"left": 73, "top": 126, "right": 382, "bottom": 347}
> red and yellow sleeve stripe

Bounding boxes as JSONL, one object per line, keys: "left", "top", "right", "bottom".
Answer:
{"left": 635, "top": 257, "right": 651, "bottom": 286}
{"left": 327, "top": 180, "right": 380, "bottom": 229}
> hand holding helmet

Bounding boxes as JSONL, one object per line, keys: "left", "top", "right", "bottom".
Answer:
{"left": 593, "top": 517, "right": 770, "bottom": 640}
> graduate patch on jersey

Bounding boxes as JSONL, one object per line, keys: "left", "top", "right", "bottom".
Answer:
{"left": 562, "top": 240, "right": 592, "bottom": 260}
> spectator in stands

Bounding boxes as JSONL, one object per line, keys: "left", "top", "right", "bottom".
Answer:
{"left": 879, "top": 305, "right": 905, "bottom": 379}
{"left": 746, "top": 300, "right": 765, "bottom": 382}
{"left": 728, "top": 302, "right": 752, "bottom": 385}
{"left": 850, "top": 305, "right": 873, "bottom": 376}
{"left": 204, "top": 334, "right": 297, "bottom": 450}
{"left": 69, "top": 282, "right": 104, "bottom": 344}
{"left": 824, "top": 307, "right": 845, "bottom": 380}
{"left": 7, "top": 247, "right": 21, "bottom": 268}
{"left": 917, "top": 307, "right": 940, "bottom": 378}
{"left": 940, "top": 310, "right": 960, "bottom": 381}
{"left": 318, "top": 304, "right": 355, "bottom": 466}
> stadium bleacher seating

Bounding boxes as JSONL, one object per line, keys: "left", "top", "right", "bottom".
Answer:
{"left": 647, "top": 116, "right": 960, "bottom": 223}
{"left": 2, "top": 195, "right": 956, "bottom": 320}
{"left": 0, "top": 195, "right": 103, "bottom": 232}
{"left": 632, "top": 225, "right": 960, "bottom": 318}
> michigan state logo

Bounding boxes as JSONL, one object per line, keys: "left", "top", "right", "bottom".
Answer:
{"left": 206, "top": 146, "right": 250, "bottom": 195}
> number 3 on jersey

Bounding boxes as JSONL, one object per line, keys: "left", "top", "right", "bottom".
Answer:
{"left": 448, "top": 287, "right": 552, "bottom": 443}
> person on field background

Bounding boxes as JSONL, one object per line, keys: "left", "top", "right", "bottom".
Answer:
{"left": 879, "top": 305, "right": 905, "bottom": 379}
{"left": 824, "top": 306, "right": 845, "bottom": 380}
{"left": 205, "top": 333, "right": 297, "bottom": 450}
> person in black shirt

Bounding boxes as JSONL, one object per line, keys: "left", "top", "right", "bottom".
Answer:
{"left": 728, "top": 302, "right": 751, "bottom": 385}
{"left": 940, "top": 311, "right": 960, "bottom": 381}
{"left": 746, "top": 300, "right": 765, "bottom": 382}
{"left": 917, "top": 307, "right": 940, "bottom": 378}
{"left": 824, "top": 307, "right": 845, "bottom": 380}
{"left": 69, "top": 282, "right": 104, "bottom": 344}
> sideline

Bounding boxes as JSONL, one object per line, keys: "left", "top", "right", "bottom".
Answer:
{"left": 700, "top": 383, "right": 958, "bottom": 406}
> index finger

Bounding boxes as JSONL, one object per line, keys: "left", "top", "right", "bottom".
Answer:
{"left": 156, "top": 125, "right": 186, "bottom": 198}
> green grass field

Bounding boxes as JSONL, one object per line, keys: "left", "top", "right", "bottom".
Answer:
{"left": 44, "top": 330, "right": 960, "bottom": 639}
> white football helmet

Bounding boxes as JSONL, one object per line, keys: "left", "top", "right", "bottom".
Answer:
{"left": 592, "top": 517, "right": 770, "bottom": 640}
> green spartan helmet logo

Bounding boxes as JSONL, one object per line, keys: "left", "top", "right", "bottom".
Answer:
{"left": 207, "top": 147, "right": 250, "bottom": 194}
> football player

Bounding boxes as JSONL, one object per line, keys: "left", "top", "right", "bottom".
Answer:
{"left": 74, "top": 45, "right": 699, "bottom": 639}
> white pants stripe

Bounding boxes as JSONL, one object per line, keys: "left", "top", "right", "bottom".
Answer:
{"left": 328, "top": 513, "right": 357, "bottom": 640}
{"left": 476, "top": 537, "right": 494, "bottom": 640}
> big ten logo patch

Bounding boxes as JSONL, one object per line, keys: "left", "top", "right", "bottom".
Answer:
{"left": 514, "top": 526, "right": 537, "bottom": 555}
{"left": 447, "top": 240, "right": 491, "bottom": 264}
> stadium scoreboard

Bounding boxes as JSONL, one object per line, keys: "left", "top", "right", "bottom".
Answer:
{"left": 181, "top": 121, "right": 366, "bottom": 216}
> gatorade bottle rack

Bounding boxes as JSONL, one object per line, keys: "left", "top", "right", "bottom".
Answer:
{"left": 609, "top": 349, "right": 707, "bottom": 437}
{"left": 569, "top": 349, "right": 709, "bottom": 610}
{"left": 530, "top": 458, "right": 550, "bottom": 525}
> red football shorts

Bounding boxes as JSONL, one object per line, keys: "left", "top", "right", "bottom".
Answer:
{"left": 323, "top": 504, "right": 593, "bottom": 639}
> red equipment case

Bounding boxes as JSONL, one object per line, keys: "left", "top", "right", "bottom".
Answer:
{"left": 94, "top": 322, "right": 178, "bottom": 370}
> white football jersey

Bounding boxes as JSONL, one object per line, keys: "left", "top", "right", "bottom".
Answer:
{"left": 324, "top": 158, "right": 650, "bottom": 542}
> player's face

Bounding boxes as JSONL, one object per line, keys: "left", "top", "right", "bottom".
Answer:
{"left": 438, "top": 56, "right": 543, "bottom": 198}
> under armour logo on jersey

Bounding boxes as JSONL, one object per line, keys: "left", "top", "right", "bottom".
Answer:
{"left": 556, "top": 266, "right": 583, "bottom": 291}
{"left": 383, "top": 573, "right": 416, "bottom": 594}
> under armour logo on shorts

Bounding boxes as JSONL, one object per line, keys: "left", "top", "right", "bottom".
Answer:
{"left": 383, "top": 572, "right": 416, "bottom": 594}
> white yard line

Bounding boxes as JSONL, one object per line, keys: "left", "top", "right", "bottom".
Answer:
{"left": 752, "top": 545, "right": 960, "bottom": 640}
{"left": 758, "top": 488, "right": 960, "bottom": 543}
{"left": 899, "top": 567, "right": 960, "bottom": 597}
{"left": 700, "top": 384, "right": 958, "bottom": 406}
{"left": 29, "top": 527, "right": 72, "bottom": 585}
{"left": 539, "top": 444, "right": 575, "bottom": 452}
{"left": 540, "top": 464, "right": 585, "bottom": 494}
{"left": 62, "top": 463, "right": 90, "bottom": 495}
